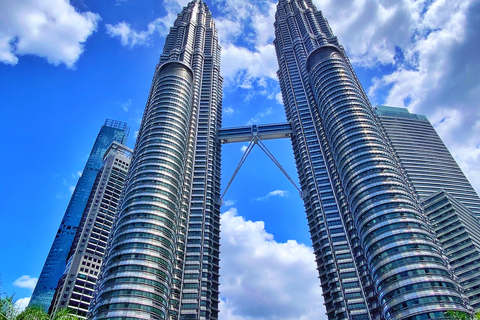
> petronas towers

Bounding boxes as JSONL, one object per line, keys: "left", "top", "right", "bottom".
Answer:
{"left": 91, "top": 2, "right": 222, "bottom": 319}
{"left": 33, "top": 0, "right": 478, "bottom": 319}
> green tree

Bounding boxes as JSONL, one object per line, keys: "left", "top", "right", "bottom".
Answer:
{"left": 0, "top": 295, "right": 16, "bottom": 320}
{"left": 0, "top": 295, "right": 78, "bottom": 320}
{"left": 446, "top": 310, "right": 480, "bottom": 320}
{"left": 17, "top": 307, "right": 78, "bottom": 320}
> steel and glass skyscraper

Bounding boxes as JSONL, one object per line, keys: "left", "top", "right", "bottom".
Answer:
{"left": 90, "top": 1, "right": 222, "bottom": 319}
{"left": 376, "top": 105, "right": 480, "bottom": 216}
{"left": 274, "top": 0, "right": 469, "bottom": 319}
{"left": 30, "top": 119, "right": 129, "bottom": 312}
{"left": 89, "top": 1, "right": 473, "bottom": 320}
{"left": 49, "top": 142, "right": 133, "bottom": 318}
{"left": 376, "top": 106, "right": 480, "bottom": 311}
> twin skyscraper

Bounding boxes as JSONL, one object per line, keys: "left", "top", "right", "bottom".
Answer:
{"left": 30, "top": 1, "right": 480, "bottom": 319}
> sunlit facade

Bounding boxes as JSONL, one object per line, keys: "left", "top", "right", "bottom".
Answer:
{"left": 274, "top": 0, "right": 470, "bottom": 319}
{"left": 30, "top": 119, "right": 129, "bottom": 312}
{"left": 376, "top": 106, "right": 480, "bottom": 312}
{"left": 90, "top": 1, "right": 222, "bottom": 319}
{"left": 49, "top": 142, "right": 132, "bottom": 318}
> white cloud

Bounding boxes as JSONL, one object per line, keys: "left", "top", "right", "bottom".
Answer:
{"left": 0, "top": 0, "right": 100, "bottom": 67}
{"left": 121, "top": 99, "right": 132, "bottom": 112}
{"left": 223, "top": 199, "right": 236, "bottom": 207}
{"left": 314, "top": 0, "right": 422, "bottom": 67}
{"left": 255, "top": 189, "right": 289, "bottom": 201}
{"left": 216, "top": 0, "right": 278, "bottom": 85}
{"left": 222, "top": 43, "right": 278, "bottom": 83}
{"left": 224, "top": 107, "right": 235, "bottom": 116}
{"left": 246, "top": 107, "right": 274, "bottom": 125}
{"left": 219, "top": 208, "right": 326, "bottom": 320}
{"left": 310, "top": 0, "right": 480, "bottom": 194}
{"left": 13, "top": 275, "right": 37, "bottom": 290}
{"left": 240, "top": 145, "right": 248, "bottom": 153}
{"left": 14, "top": 297, "right": 30, "bottom": 313}
{"left": 106, "top": 21, "right": 156, "bottom": 47}
{"left": 106, "top": 0, "right": 188, "bottom": 47}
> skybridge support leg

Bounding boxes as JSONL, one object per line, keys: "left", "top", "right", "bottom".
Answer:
{"left": 219, "top": 136, "right": 303, "bottom": 205}
{"left": 220, "top": 139, "right": 255, "bottom": 205}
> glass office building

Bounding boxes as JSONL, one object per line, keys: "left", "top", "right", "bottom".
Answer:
{"left": 49, "top": 142, "right": 132, "bottom": 318}
{"left": 376, "top": 105, "right": 480, "bottom": 217}
{"left": 423, "top": 191, "right": 480, "bottom": 311}
{"left": 30, "top": 120, "right": 129, "bottom": 312}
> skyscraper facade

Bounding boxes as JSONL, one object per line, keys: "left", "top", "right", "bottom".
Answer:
{"left": 376, "top": 106, "right": 480, "bottom": 311}
{"left": 88, "top": 1, "right": 473, "bottom": 320}
{"left": 49, "top": 142, "right": 133, "bottom": 318}
{"left": 423, "top": 191, "right": 480, "bottom": 311}
{"left": 273, "top": 0, "right": 469, "bottom": 319}
{"left": 30, "top": 119, "right": 129, "bottom": 312}
{"left": 376, "top": 105, "right": 480, "bottom": 216}
{"left": 90, "top": 1, "right": 222, "bottom": 320}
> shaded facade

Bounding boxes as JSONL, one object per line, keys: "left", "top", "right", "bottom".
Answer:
{"left": 273, "top": 0, "right": 469, "bottom": 319}
{"left": 30, "top": 119, "right": 129, "bottom": 312}
{"left": 49, "top": 142, "right": 132, "bottom": 318}
{"left": 423, "top": 191, "right": 480, "bottom": 311}
{"left": 90, "top": 1, "right": 222, "bottom": 319}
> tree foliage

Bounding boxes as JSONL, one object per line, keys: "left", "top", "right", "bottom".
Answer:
{"left": 446, "top": 310, "right": 480, "bottom": 320}
{"left": 0, "top": 295, "right": 78, "bottom": 320}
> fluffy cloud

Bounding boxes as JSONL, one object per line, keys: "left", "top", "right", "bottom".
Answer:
{"left": 314, "top": 0, "right": 480, "bottom": 193}
{"left": 14, "top": 297, "right": 30, "bottom": 313}
{"left": 106, "top": 18, "right": 169, "bottom": 47}
{"left": 314, "top": 0, "right": 422, "bottom": 66}
{"left": 219, "top": 208, "right": 326, "bottom": 320}
{"left": 0, "top": 0, "right": 100, "bottom": 67}
{"left": 215, "top": 0, "right": 279, "bottom": 88}
{"left": 13, "top": 275, "right": 37, "bottom": 290}
{"left": 106, "top": 0, "right": 189, "bottom": 47}
{"left": 254, "top": 190, "right": 289, "bottom": 201}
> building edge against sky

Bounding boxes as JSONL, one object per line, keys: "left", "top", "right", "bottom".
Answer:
{"left": 29, "top": 120, "right": 130, "bottom": 312}
{"left": 274, "top": 0, "right": 470, "bottom": 319}
{"left": 28, "top": 1, "right": 480, "bottom": 320}
{"left": 90, "top": 1, "right": 223, "bottom": 319}
{"left": 49, "top": 142, "right": 133, "bottom": 318}
{"left": 376, "top": 105, "right": 480, "bottom": 312}
{"left": 376, "top": 106, "right": 480, "bottom": 217}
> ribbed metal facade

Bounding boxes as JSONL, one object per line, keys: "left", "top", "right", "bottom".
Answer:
{"left": 30, "top": 119, "right": 129, "bottom": 312}
{"left": 376, "top": 106, "right": 480, "bottom": 311}
{"left": 90, "top": 1, "right": 222, "bottom": 319}
{"left": 274, "top": 1, "right": 469, "bottom": 319}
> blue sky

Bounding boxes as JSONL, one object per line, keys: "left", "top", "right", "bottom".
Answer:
{"left": 1, "top": 0, "right": 479, "bottom": 319}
